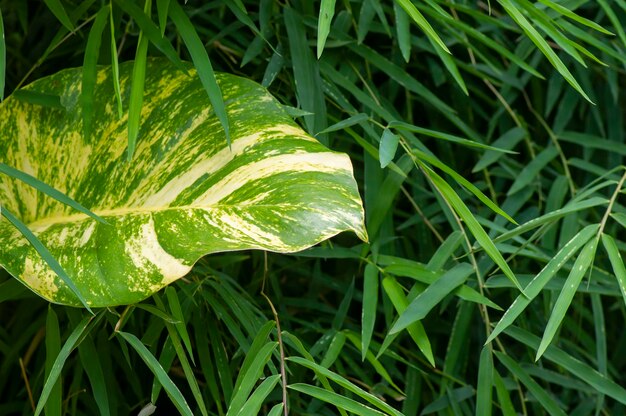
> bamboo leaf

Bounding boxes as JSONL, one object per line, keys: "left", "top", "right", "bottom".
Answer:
{"left": 317, "top": 0, "right": 336, "bottom": 58}
{"left": 0, "top": 8, "right": 5, "bottom": 101}
{"left": 393, "top": 0, "right": 450, "bottom": 54}
{"left": 288, "top": 383, "right": 388, "bottom": 416}
{"left": 379, "top": 128, "right": 399, "bottom": 168}
{"left": 536, "top": 238, "right": 597, "bottom": 360}
{"left": 487, "top": 224, "right": 599, "bottom": 343}
{"left": 117, "top": 330, "right": 193, "bottom": 416}
{"left": 495, "top": 351, "right": 566, "bottom": 416}
{"left": 44, "top": 0, "right": 75, "bottom": 31}
{"left": 361, "top": 263, "right": 378, "bottom": 360}
{"left": 35, "top": 316, "right": 93, "bottom": 416}
{"left": 390, "top": 263, "right": 471, "bottom": 333}
{"left": 169, "top": 0, "right": 231, "bottom": 147}
{"left": 601, "top": 234, "right": 626, "bottom": 308}
{"left": 423, "top": 164, "right": 524, "bottom": 293}
{"left": 81, "top": 5, "right": 109, "bottom": 141}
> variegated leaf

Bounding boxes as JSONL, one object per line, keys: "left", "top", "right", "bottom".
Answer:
{"left": 0, "top": 59, "right": 367, "bottom": 307}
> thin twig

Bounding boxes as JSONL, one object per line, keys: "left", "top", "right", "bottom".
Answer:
{"left": 261, "top": 252, "right": 289, "bottom": 416}
{"left": 19, "top": 358, "right": 35, "bottom": 412}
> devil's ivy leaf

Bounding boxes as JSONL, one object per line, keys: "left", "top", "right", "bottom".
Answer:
{"left": 0, "top": 59, "right": 367, "bottom": 307}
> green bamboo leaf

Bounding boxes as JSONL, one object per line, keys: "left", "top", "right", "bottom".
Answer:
{"left": 493, "top": 198, "right": 607, "bottom": 244}
{"left": 109, "top": 2, "right": 123, "bottom": 118}
{"left": 44, "top": 0, "right": 75, "bottom": 31}
{"left": 233, "top": 321, "right": 275, "bottom": 394}
{"left": 0, "top": 8, "right": 5, "bottom": 101}
{"left": 164, "top": 321, "right": 208, "bottom": 416}
{"left": 126, "top": 0, "right": 151, "bottom": 160}
{"left": 537, "top": 0, "right": 613, "bottom": 35}
{"left": 0, "top": 59, "right": 366, "bottom": 307}
{"left": 318, "top": 113, "right": 369, "bottom": 135}
{"left": 344, "top": 331, "right": 401, "bottom": 390}
{"left": 413, "top": 149, "right": 517, "bottom": 224}
{"left": 165, "top": 287, "right": 194, "bottom": 364}
{"left": 226, "top": 341, "right": 277, "bottom": 416}
{"left": 508, "top": 146, "right": 559, "bottom": 195}
{"left": 117, "top": 330, "right": 193, "bottom": 416}
{"left": 44, "top": 306, "right": 62, "bottom": 416}
{"left": 0, "top": 162, "right": 105, "bottom": 224}
{"left": 237, "top": 374, "right": 281, "bottom": 416}
{"left": 382, "top": 258, "right": 501, "bottom": 309}
{"left": 390, "top": 263, "right": 472, "bottom": 333}
{"left": 493, "top": 370, "right": 517, "bottom": 415}
{"left": 382, "top": 276, "right": 435, "bottom": 366}
{"left": 169, "top": 0, "right": 230, "bottom": 147}
{"left": 536, "top": 239, "right": 597, "bottom": 360}
{"left": 423, "top": 164, "right": 524, "bottom": 293}
{"left": 390, "top": 121, "right": 509, "bottom": 152}
{"left": 393, "top": 0, "right": 450, "bottom": 54}
{"left": 113, "top": 0, "right": 187, "bottom": 72}
{"left": 601, "top": 234, "right": 626, "bottom": 308}
{"left": 321, "top": 330, "right": 346, "bottom": 368}
{"left": 284, "top": 7, "right": 328, "bottom": 142}
{"left": 495, "top": 352, "right": 566, "bottom": 416}
{"left": 76, "top": 330, "right": 110, "bottom": 416}
{"left": 487, "top": 224, "right": 599, "bottom": 344}
{"left": 317, "top": 0, "right": 336, "bottom": 58}
{"left": 288, "top": 356, "right": 405, "bottom": 416}
{"left": 12, "top": 90, "right": 63, "bottom": 108}
{"left": 473, "top": 127, "right": 526, "bottom": 172}
{"left": 81, "top": 5, "right": 110, "bottom": 141}
{"left": 427, "top": 230, "right": 463, "bottom": 270}
{"left": 379, "top": 128, "right": 399, "bottom": 169}
{"left": 361, "top": 263, "right": 378, "bottom": 360}
{"left": 157, "top": 0, "right": 170, "bottom": 36}
{"left": 34, "top": 315, "right": 93, "bottom": 416}
{"left": 505, "top": 325, "right": 626, "bottom": 405}
{"left": 267, "top": 403, "right": 284, "bottom": 416}
{"left": 288, "top": 383, "right": 387, "bottom": 416}
{"left": 497, "top": 0, "right": 593, "bottom": 103}
{"left": 393, "top": 2, "right": 411, "bottom": 62}
{"left": 1, "top": 208, "right": 92, "bottom": 311}
{"left": 476, "top": 346, "right": 493, "bottom": 416}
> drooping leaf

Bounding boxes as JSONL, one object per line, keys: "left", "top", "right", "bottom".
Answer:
{"left": 0, "top": 59, "right": 367, "bottom": 307}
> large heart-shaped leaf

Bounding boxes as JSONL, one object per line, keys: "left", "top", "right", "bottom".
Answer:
{"left": 0, "top": 59, "right": 367, "bottom": 307}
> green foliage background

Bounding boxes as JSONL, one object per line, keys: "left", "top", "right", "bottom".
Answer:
{"left": 2, "top": 0, "right": 626, "bottom": 414}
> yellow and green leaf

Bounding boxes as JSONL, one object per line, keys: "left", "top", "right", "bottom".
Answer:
{"left": 0, "top": 58, "right": 367, "bottom": 307}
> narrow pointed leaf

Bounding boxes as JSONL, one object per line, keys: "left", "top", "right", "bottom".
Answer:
{"left": 487, "top": 224, "right": 598, "bottom": 344}
{"left": 0, "top": 59, "right": 367, "bottom": 307}
{"left": 361, "top": 263, "right": 378, "bottom": 360}
{"left": 495, "top": 352, "right": 566, "bottom": 416}
{"left": 117, "top": 330, "right": 193, "bottom": 416}
{"left": 35, "top": 316, "right": 93, "bottom": 416}
{"left": 0, "top": 8, "right": 5, "bottom": 101}
{"left": 44, "top": 0, "right": 75, "bottom": 31}
{"left": 288, "top": 383, "right": 387, "bottom": 416}
{"left": 390, "top": 263, "right": 471, "bottom": 333}
{"left": 393, "top": 0, "right": 449, "bottom": 54}
{"left": 317, "top": 0, "right": 336, "bottom": 58}
{"left": 423, "top": 164, "right": 524, "bottom": 293}
{"left": 82, "top": 6, "right": 110, "bottom": 141}
{"left": 601, "top": 234, "right": 626, "bottom": 307}
{"left": 169, "top": 1, "right": 230, "bottom": 146}
{"left": 287, "top": 356, "right": 405, "bottom": 416}
{"left": 379, "top": 128, "right": 399, "bottom": 168}
{"left": 237, "top": 374, "right": 281, "bottom": 416}
{"left": 536, "top": 239, "right": 597, "bottom": 360}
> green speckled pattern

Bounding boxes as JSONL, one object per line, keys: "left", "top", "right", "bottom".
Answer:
{"left": 0, "top": 59, "right": 367, "bottom": 307}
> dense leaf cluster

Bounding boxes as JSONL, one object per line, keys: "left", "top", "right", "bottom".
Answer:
{"left": 2, "top": 1, "right": 626, "bottom": 414}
